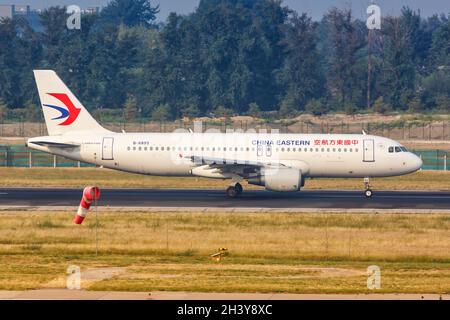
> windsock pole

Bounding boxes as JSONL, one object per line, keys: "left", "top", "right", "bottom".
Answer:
{"left": 95, "top": 195, "right": 98, "bottom": 256}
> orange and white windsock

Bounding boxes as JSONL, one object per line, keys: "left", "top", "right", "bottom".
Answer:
{"left": 74, "top": 186, "right": 101, "bottom": 225}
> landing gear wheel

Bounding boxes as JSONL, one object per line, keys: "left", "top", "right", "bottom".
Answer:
{"left": 235, "top": 183, "right": 243, "bottom": 194}
{"left": 226, "top": 186, "right": 238, "bottom": 198}
{"left": 363, "top": 177, "right": 373, "bottom": 198}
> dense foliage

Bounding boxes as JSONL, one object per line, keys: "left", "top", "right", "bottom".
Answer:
{"left": 0, "top": 0, "right": 449, "bottom": 120}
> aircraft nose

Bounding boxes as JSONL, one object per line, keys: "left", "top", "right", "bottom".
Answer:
{"left": 410, "top": 154, "right": 422, "bottom": 172}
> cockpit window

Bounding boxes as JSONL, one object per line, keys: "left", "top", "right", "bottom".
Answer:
{"left": 395, "top": 146, "right": 401, "bottom": 153}
{"left": 400, "top": 146, "right": 408, "bottom": 152}
{"left": 388, "top": 146, "right": 394, "bottom": 153}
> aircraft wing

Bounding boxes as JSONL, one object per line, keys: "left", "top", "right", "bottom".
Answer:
{"left": 186, "top": 155, "right": 309, "bottom": 180}
{"left": 187, "top": 155, "right": 285, "bottom": 168}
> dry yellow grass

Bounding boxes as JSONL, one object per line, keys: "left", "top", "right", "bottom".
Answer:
{"left": 0, "top": 210, "right": 449, "bottom": 293}
{"left": 0, "top": 168, "right": 449, "bottom": 190}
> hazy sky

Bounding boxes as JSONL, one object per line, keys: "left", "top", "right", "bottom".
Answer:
{"left": 1, "top": 0, "right": 449, "bottom": 21}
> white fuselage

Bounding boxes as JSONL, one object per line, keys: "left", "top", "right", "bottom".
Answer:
{"left": 27, "top": 132, "right": 422, "bottom": 179}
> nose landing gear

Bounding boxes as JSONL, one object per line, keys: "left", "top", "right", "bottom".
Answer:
{"left": 364, "top": 177, "right": 373, "bottom": 198}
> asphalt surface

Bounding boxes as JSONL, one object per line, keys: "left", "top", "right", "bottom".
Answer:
{"left": 1, "top": 188, "right": 450, "bottom": 209}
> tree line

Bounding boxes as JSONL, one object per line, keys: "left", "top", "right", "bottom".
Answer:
{"left": 0, "top": 0, "right": 449, "bottom": 121}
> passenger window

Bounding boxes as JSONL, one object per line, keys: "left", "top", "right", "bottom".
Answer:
{"left": 388, "top": 147, "right": 394, "bottom": 153}
{"left": 127, "top": 146, "right": 130, "bottom": 151}
{"left": 150, "top": 147, "right": 153, "bottom": 151}
{"left": 395, "top": 146, "right": 401, "bottom": 153}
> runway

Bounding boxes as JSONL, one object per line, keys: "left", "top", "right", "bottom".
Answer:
{"left": 1, "top": 188, "right": 450, "bottom": 210}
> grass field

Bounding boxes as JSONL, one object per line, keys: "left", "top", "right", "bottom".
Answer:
{"left": 1, "top": 210, "right": 449, "bottom": 293}
{"left": 0, "top": 168, "right": 449, "bottom": 190}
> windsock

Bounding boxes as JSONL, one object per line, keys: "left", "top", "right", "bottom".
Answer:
{"left": 74, "top": 186, "right": 101, "bottom": 224}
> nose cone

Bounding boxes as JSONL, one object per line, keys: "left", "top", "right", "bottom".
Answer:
{"left": 410, "top": 154, "right": 423, "bottom": 172}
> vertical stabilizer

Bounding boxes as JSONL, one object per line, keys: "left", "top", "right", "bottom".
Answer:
{"left": 33, "top": 70, "right": 108, "bottom": 135}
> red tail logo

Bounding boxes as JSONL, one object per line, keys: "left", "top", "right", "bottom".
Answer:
{"left": 43, "top": 93, "right": 81, "bottom": 126}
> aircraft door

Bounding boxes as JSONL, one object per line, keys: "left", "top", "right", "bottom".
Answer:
{"left": 266, "top": 145, "right": 272, "bottom": 157}
{"left": 102, "top": 137, "right": 114, "bottom": 160}
{"left": 257, "top": 145, "right": 263, "bottom": 157}
{"left": 363, "top": 139, "right": 374, "bottom": 162}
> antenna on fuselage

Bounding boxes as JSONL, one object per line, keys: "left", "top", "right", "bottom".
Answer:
{"left": 362, "top": 130, "right": 367, "bottom": 135}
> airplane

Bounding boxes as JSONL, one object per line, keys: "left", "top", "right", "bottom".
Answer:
{"left": 26, "top": 70, "right": 423, "bottom": 198}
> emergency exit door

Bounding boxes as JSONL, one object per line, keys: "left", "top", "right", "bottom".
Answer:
{"left": 363, "top": 139, "right": 374, "bottom": 162}
{"left": 102, "top": 137, "right": 114, "bottom": 160}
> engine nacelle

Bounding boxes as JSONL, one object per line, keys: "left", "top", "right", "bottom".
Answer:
{"left": 248, "top": 167, "right": 303, "bottom": 192}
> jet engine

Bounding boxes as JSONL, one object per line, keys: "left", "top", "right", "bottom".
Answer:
{"left": 248, "top": 167, "right": 303, "bottom": 192}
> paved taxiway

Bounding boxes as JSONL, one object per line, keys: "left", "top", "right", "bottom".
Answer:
{"left": 1, "top": 188, "right": 449, "bottom": 210}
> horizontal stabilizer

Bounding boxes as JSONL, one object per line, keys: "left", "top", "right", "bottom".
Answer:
{"left": 28, "top": 141, "right": 80, "bottom": 148}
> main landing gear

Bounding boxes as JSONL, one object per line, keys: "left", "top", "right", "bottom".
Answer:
{"left": 226, "top": 182, "right": 243, "bottom": 198}
{"left": 364, "top": 177, "right": 373, "bottom": 198}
